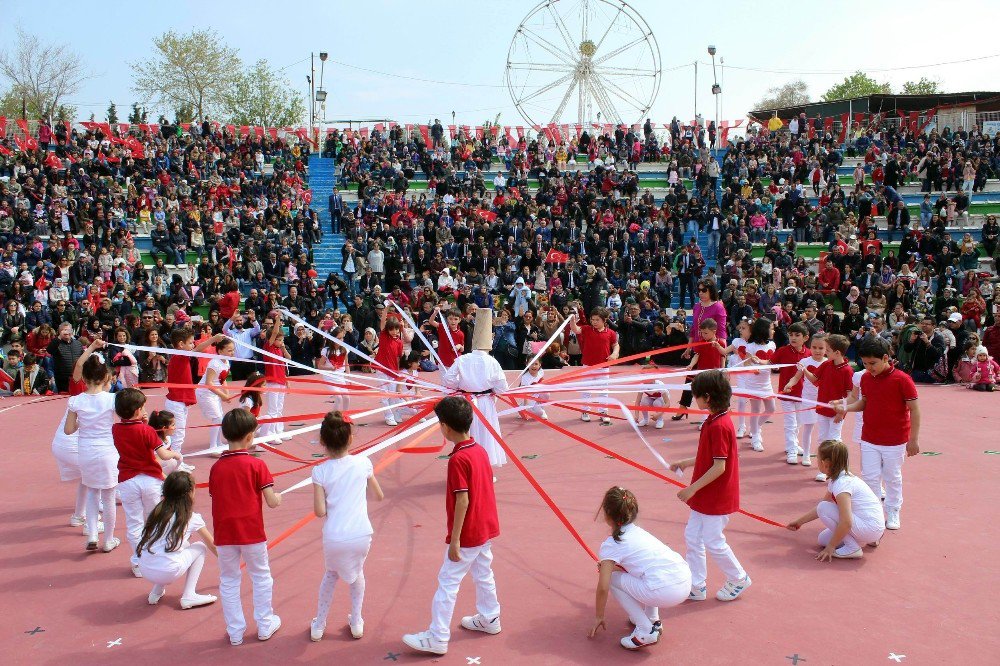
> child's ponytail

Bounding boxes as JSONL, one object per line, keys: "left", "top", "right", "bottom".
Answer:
{"left": 598, "top": 486, "right": 640, "bottom": 543}
{"left": 136, "top": 471, "right": 195, "bottom": 556}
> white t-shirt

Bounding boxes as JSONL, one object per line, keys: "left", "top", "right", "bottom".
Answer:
{"left": 598, "top": 523, "right": 689, "bottom": 590}
{"left": 312, "top": 455, "right": 374, "bottom": 542}
{"left": 852, "top": 370, "right": 865, "bottom": 430}
{"left": 519, "top": 369, "right": 544, "bottom": 388}
{"left": 67, "top": 391, "right": 116, "bottom": 442}
{"left": 198, "top": 358, "right": 230, "bottom": 386}
{"left": 800, "top": 356, "right": 824, "bottom": 403}
{"left": 743, "top": 341, "right": 776, "bottom": 391}
{"left": 827, "top": 473, "right": 884, "bottom": 528}
{"left": 142, "top": 512, "right": 206, "bottom": 557}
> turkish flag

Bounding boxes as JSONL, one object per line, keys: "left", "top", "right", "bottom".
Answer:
{"left": 16, "top": 118, "right": 30, "bottom": 136}
{"left": 0, "top": 368, "right": 13, "bottom": 392}
{"left": 419, "top": 124, "right": 430, "bottom": 145}
{"left": 14, "top": 135, "right": 38, "bottom": 152}
{"left": 45, "top": 153, "right": 62, "bottom": 169}
{"left": 0, "top": 116, "right": 6, "bottom": 136}
{"left": 473, "top": 209, "right": 497, "bottom": 222}
{"left": 838, "top": 113, "right": 849, "bottom": 143}
{"left": 254, "top": 127, "right": 264, "bottom": 138}
{"left": 0, "top": 145, "right": 12, "bottom": 156}
{"left": 475, "top": 126, "right": 484, "bottom": 140}
{"left": 545, "top": 249, "right": 569, "bottom": 264}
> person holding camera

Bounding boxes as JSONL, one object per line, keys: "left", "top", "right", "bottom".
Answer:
{"left": 902, "top": 317, "right": 946, "bottom": 383}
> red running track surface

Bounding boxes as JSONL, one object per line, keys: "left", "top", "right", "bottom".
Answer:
{"left": 3, "top": 380, "right": 999, "bottom": 664}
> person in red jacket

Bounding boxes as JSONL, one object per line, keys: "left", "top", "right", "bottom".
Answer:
{"left": 818, "top": 258, "right": 841, "bottom": 295}
{"left": 218, "top": 283, "right": 241, "bottom": 321}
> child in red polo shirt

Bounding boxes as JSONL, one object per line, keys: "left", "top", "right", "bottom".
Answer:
{"left": 113, "top": 388, "right": 182, "bottom": 578}
{"left": 834, "top": 336, "right": 920, "bottom": 531}
{"left": 429, "top": 306, "right": 465, "bottom": 369}
{"left": 676, "top": 318, "right": 723, "bottom": 421}
{"left": 403, "top": 397, "right": 501, "bottom": 656}
{"left": 670, "top": 370, "right": 751, "bottom": 602}
{"left": 568, "top": 307, "right": 620, "bottom": 424}
{"left": 800, "top": 334, "right": 854, "bottom": 446}
{"left": 375, "top": 305, "right": 405, "bottom": 426}
{"left": 774, "top": 322, "right": 812, "bottom": 465}
{"left": 209, "top": 409, "right": 283, "bottom": 646}
{"left": 261, "top": 313, "right": 291, "bottom": 441}
{"left": 164, "top": 330, "right": 225, "bottom": 466}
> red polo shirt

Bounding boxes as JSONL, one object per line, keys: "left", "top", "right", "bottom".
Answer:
{"left": 811, "top": 359, "right": 854, "bottom": 417}
{"left": 578, "top": 325, "right": 618, "bottom": 366}
{"left": 436, "top": 323, "right": 465, "bottom": 368}
{"left": 688, "top": 410, "right": 739, "bottom": 515}
{"left": 860, "top": 366, "right": 918, "bottom": 445}
{"left": 262, "top": 341, "right": 288, "bottom": 385}
{"left": 166, "top": 354, "right": 196, "bottom": 405}
{"left": 209, "top": 450, "right": 274, "bottom": 546}
{"left": 695, "top": 341, "right": 724, "bottom": 370}
{"left": 772, "top": 344, "right": 811, "bottom": 396}
{"left": 375, "top": 330, "right": 403, "bottom": 372}
{"left": 113, "top": 420, "right": 164, "bottom": 483}
{"left": 445, "top": 439, "right": 500, "bottom": 548}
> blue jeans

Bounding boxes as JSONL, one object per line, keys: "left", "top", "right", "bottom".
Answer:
{"left": 707, "top": 231, "right": 720, "bottom": 259}
{"left": 686, "top": 220, "right": 699, "bottom": 239}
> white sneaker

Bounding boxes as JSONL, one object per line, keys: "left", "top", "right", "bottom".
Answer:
{"left": 148, "top": 587, "right": 165, "bottom": 605}
{"left": 786, "top": 452, "right": 799, "bottom": 465}
{"left": 581, "top": 412, "right": 591, "bottom": 422}
{"left": 886, "top": 509, "right": 901, "bottom": 530}
{"left": 402, "top": 630, "right": 448, "bottom": 655}
{"left": 833, "top": 547, "right": 863, "bottom": 559}
{"left": 750, "top": 436, "right": 764, "bottom": 452}
{"left": 258, "top": 615, "right": 281, "bottom": 641}
{"left": 348, "top": 614, "right": 364, "bottom": 639}
{"left": 688, "top": 585, "right": 707, "bottom": 601}
{"left": 716, "top": 575, "right": 752, "bottom": 601}
{"left": 637, "top": 418, "right": 649, "bottom": 427}
{"left": 180, "top": 593, "right": 217, "bottom": 609}
{"left": 131, "top": 563, "right": 143, "bottom": 578}
{"left": 178, "top": 462, "right": 196, "bottom": 473}
{"left": 540, "top": 409, "right": 549, "bottom": 421}
{"left": 102, "top": 537, "right": 121, "bottom": 553}
{"left": 310, "top": 618, "right": 325, "bottom": 642}
{"left": 69, "top": 514, "right": 85, "bottom": 527}
{"left": 814, "top": 472, "right": 827, "bottom": 482}
{"left": 736, "top": 425, "right": 747, "bottom": 438}
{"left": 620, "top": 628, "right": 659, "bottom": 650}
{"left": 384, "top": 416, "right": 398, "bottom": 427}
{"left": 801, "top": 455, "right": 812, "bottom": 467}
{"left": 601, "top": 417, "right": 612, "bottom": 425}
{"left": 654, "top": 418, "right": 664, "bottom": 429}
{"left": 461, "top": 613, "right": 501, "bottom": 635}
{"left": 796, "top": 445, "right": 804, "bottom": 455}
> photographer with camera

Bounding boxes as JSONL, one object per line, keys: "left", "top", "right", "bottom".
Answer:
{"left": 902, "top": 317, "right": 946, "bottom": 383}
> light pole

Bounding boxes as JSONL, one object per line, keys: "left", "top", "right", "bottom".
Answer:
{"left": 708, "top": 45, "right": 721, "bottom": 149}
{"left": 316, "top": 52, "right": 328, "bottom": 152}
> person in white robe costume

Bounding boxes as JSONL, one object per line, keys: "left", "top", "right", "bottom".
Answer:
{"left": 442, "top": 309, "right": 508, "bottom": 469}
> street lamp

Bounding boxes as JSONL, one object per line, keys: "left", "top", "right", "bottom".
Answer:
{"left": 708, "top": 45, "right": 721, "bottom": 149}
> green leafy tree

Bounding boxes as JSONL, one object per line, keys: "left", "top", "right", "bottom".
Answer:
{"left": 128, "top": 103, "right": 148, "bottom": 124}
{"left": 0, "top": 28, "right": 87, "bottom": 119}
{"left": 901, "top": 77, "right": 942, "bottom": 95}
{"left": 822, "top": 71, "right": 892, "bottom": 101}
{"left": 174, "top": 102, "right": 196, "bottom": 125}
{"left": 752, "top": 79, "right": 810, "bottom": 110}
{"left": 131, "top": 28, "right": 241, "bottom": 120}
{"left": 222, "top": 59, "right": 306, "bottom": 127}
{"left": 106, "top": 101, "right": 119, "bottom": 125}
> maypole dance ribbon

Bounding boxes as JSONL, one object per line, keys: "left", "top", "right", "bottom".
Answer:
{"left": 468, "top": 401, "right": 598, "bottom": 561}
{"left": 385, "top": 299, "right": 447, "bottom": 371}
{"left": 542, "top": 340, "right": 711, "bottom": 385}
{"left": 514, "top": 314, "right": 572, "bottom": 384}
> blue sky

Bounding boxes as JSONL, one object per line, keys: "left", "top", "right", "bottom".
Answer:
{"left": 2, "top": 0, "right": 998, "bottom": 127}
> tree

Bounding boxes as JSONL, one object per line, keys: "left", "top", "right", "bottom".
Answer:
{"left": 128, "top": 103, "right": 148, "bottom": 124}
{"left": 901, "top": 77, "right": 942, "bottom": 95}
{"left": 752, "top": 79, "right": 810, "bottom": 110}
{"left": 822, "top": 71, "right": 892, "bottom": 101}
{"left": 131, "top": 28, "right": 241, "bottom": 121}
{"left": 0, "top": 28, "right": 88, "bottom": 119}
{"left": 106, "top": 101, "right": 119, "bottom": 125}
{"left": 174, "top": 103, "right": 195, "bottom": 125}
{"left": 222, "top": 59, "right": 306, "bottom": 128}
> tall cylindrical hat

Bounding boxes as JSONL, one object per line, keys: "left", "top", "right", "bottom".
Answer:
{"left": 473, "top": 308, "right": 494, "bottom": 351}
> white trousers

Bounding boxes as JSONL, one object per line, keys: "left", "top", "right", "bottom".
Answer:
{"left": 609, "top": 570, "right": 691, "bottom": 634}
{"left": 429, "top": 542, "right": 501, "bottom": 643}
{"left": 217, "top": 542, "right": 278, "bottom": 642}
{"left": 817, "top": 414, "right": 843, "bottom": 443}
{"left": 262, "top": 383, "right": 286, "bottom": 437}
{"left": 162, "top": 400, "right": 189, "bottom": 454}
{"left": 684, "top": 511, "right": 746, "bottom": 587}
{"left": 519, "top": 391, "right": 550, "bottom": 415}
{"left": 783, "top": 408, "right": 799, "bottom": 455}
{"left": 197, "top": 393, "right": 224, "bottom": 449}
{"left": 639, "top": 396, "right": 665, "bottom": 422}
{"left": 375, "top": 371, "right": 400, "bottom": 421}
{"left": 816, "top": 500, "right": 885, "bottom": 554}
{"left": 580, "top": 367, "right": 610, "bottom": 414}
{"left": 140, "top": 542, "right": 208, "bottom": 601}
{"left": 860, "top": 441, "right": 906, "bottom": 512}
{"left": 118, "top": 474, "right": 163, "bottom": 565}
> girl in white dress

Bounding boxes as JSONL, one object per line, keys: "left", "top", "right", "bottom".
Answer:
{"left": 782, "top": 333, "right": 826, "bottom": 477}
{"left": 718, "top": 319, "right": 750, "bottom": 437}
{"left": 317, "top": 329, "right": 351, "bottom": 412}
{"left": 787, "top": 440, "right": 886, "bottom": 558}
{"left": 589, "top": 487, "right": 692, "bottom": 650}
{"left": 137, "top": 471, "right": 218, "bottom": 609}
{"left": 518, "top": 359, "right": 550, "bottom": 420}
{"left": 310, "top": 412, "right": 384, "bottom": 642}
{"left": 742, "top": 318, "right": 777, "bottom": 452}
{"left": 55, "top": 339, "right": 103, "bottom": 532}
{"left": 64, "top": 342, "right": 119, "bottom": 551}
{"left": 195, "top": 337, "right": 236, "bottom": 451}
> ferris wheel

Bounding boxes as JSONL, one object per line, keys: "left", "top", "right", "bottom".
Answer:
{"left": 506, "top": 0, "right": 661, "bottom": 129}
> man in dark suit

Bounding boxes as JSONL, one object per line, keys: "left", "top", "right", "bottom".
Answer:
{"left": 328, "top": 188, "right": 344, "bottom": 234}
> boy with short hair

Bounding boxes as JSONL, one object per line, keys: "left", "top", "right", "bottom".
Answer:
{"left": 261, "top": 313, "right": 290, "bottom": 440}
{"left": 112, "top": 388, "right": 183, "bottom": 579}
{"left": 429, "top": 306, "right": 465, "bottom": 368}
{"left": 210, "top": 409, "right": 283, "bottom": 646}
{"left": 403, "top": 397, "right": 501, "bottom": 656}
{"left": 568, "top": 306, "right": 620, "bottom": 424}
{"left": 671, "top": 370, "right": 751, "bottom": 602}
{"left": 800, "top": 333, "right": 853, "bottom": 444}
{"left": 834, "top": 336, "right": 920, "bottom": 531}
{"left": 12, "top": 352, "right": 51, "bottom": 395}
{"left": 164, "top": 329, "right": 224, "bottom": 468}
{"left": 676, "top": 318, "right": 723, "bottom": 420}
{"left": 773, "top": 322, "right": 812, "bottom": 464}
